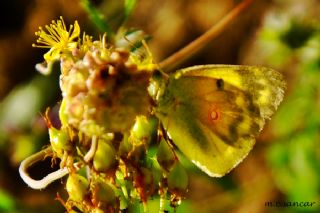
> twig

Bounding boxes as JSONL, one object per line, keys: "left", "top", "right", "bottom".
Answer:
{"left": 159, "top": 0, "right": 254, "bottom": 72}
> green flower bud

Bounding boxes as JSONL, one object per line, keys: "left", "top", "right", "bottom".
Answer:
{"left": 127, "top": 144, "right": 146, "bottom": 165}
{"left": 167, "top": 163, "right": 188, "bottom": 196}
{"left": 141, "top": 167, "right": 153, "bottom": 188}
{"left": 59, "top": 99, "right": 68, "bottom": 127}
{"left": 93, "top": 140, "right": 117, "bottom": 172}
{"left": 49, "top": 127, "right": 71, "bottom": 155}
{"left": 92, "top": 180, "right": 116, "bottom": 207}
{"left": 119, "top": 133, "right": 132, "bottom": 158}
{"left": 157, "top": 139, "right": 176, "bottom": 171}
{"left": 131, "top": 116, "right": 158, "bottom": 144}
{"left": 66, "top": 174, "right": 89, "bottom": 202}
{"left": 134, "top": 167, "right": 154, "bottom": 200}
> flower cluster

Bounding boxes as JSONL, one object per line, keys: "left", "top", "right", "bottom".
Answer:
{"left": 20, "top": 17, "right": 188, "bottom": 212}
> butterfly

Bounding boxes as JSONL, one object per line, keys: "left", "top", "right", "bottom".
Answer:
{"left": 150, "top": 65, "right": 285, "bottom": 177}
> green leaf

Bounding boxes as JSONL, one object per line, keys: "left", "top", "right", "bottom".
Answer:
{"left": 0, "top": 190, "right": 15, "bottom": 212}
{"left": 80, "top": 0, "right": 114, "bottom": 36}
{"left": 268, "top": 130, "right": 320, "bottom": 204}
{"left": 124, "top": 0, "right": 137, "bottom": 20}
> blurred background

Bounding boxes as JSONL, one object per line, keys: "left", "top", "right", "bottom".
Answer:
{"left": 0, "top": 0, "right": 320, "bottom": 212}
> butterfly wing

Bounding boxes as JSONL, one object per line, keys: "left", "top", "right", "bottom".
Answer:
{"left": 155, "top": 65, "right": 285, "bottom": 177}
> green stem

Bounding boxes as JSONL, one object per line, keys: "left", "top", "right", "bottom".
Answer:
{"left": 121, "top": 185, "right": 129, "bottom": 199}
{"left": 159, "top": 176, "right": 168, "bottom": 213}
{"left": 143, "top": 201, "right": 149, "bottom": 213}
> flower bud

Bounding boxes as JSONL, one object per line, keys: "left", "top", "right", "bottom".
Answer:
{"left": 59, "top": 99, "right": 68, "bottom": 127}
{"left": 167, "top": 163, "right": 188, "bottom": 196}
{"left": 93, "top": 139, "right": 117, "bottom": 172}
{"left": 49, "top": 127, "right": 71, "bottom": 155}
{"left": 134, "top": 167, "right": 154, "bottom": 201}
{"left": 91, "top": 180, "right": 116, "bottom": 207}
{"left": 131, "top": 116, "right": 158, "bottom": 144}
{"left": 127, "top": 144, "right": 146, "bottom": 166}
{"left": 66, "top": 174, "right": 89, "bottom": 202}
{"left": 119, "top": 133, "right": 132, "bottom": 159}
{"left": 141, "top": 167, "right": 153, "bottom": 188}
{"left": 156, "top": 139, "right": 176, "bottom": 171}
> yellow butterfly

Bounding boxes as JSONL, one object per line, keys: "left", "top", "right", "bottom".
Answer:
{"left": 150, "top": 65, "right": 285, "bottom": 177}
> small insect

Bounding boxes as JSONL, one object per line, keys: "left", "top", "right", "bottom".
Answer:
{"left": 150, "top": 65, "right": 285, "bottom": 177}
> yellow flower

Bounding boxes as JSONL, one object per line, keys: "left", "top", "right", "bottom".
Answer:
{"left": 33, "top": 16, "right": 80, "bottom": 63}
{"left": 79, "top": 32, "right": 93, "bottom": 53}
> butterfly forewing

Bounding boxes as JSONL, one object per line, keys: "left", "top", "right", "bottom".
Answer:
{"left": 155, "top": 65, "right": 285, "bottom": 177}
{"left": 180, "top": 65, "right": 286, "bottom": 123}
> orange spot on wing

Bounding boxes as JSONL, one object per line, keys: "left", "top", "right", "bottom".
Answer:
{"left": 208, "top": 107, "right": 220, "bottom": 122}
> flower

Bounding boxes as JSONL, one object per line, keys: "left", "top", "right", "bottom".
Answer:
{"left": 33, "top": 16, "right": 80, "bottom": 63}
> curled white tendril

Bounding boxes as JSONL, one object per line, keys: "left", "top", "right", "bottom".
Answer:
{"left": 83, "top": 135, "right": 98, "bottom": 163}
{"left": 19, "top": 136, "right": 98, "bottom": 190}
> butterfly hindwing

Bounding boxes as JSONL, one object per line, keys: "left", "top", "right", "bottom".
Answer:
{"left": 155, "top": 65, "right": 285, "bottom": 177}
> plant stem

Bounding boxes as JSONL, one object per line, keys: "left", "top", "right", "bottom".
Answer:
{"left": 159, "top": 176, "right": 168, "bottom": 213}
{"left": 159, "top": 0, "right": 254, "bottom": 72}
{"left": 143, "top": 201, "right": 149, "bottom": 213}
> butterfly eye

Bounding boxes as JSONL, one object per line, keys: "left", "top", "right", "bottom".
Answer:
{"left": 216, "top": 79, "right": 224, "bottom": 90}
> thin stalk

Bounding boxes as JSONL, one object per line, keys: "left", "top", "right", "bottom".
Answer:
{"left": 121, "top": 185, "right": 129, "bottom": 199}
{"left": 159, "top": 177, "right": 168, "bottom": 213}
{"left": 159, "top": 195, "right": 166, "bottom": 213}
{"left": 143, "top": 201, "right": 149, "bottom": 213}
{"left": 159, "top": 0, "right": 254, "bottom": 72}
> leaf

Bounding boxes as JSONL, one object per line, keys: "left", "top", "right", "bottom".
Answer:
{"left": 0, "top": 190, "right": 15, "bottom": 212}
{"left": 124, "top": 0, "right": 137, "bottom": 20}
{"left": 80, "top": 0, "right": 114, "bottom": 36}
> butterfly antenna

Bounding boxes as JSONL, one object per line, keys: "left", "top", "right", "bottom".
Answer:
{"left": 141, "top": 40, "right": 169, "bottom": 78}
